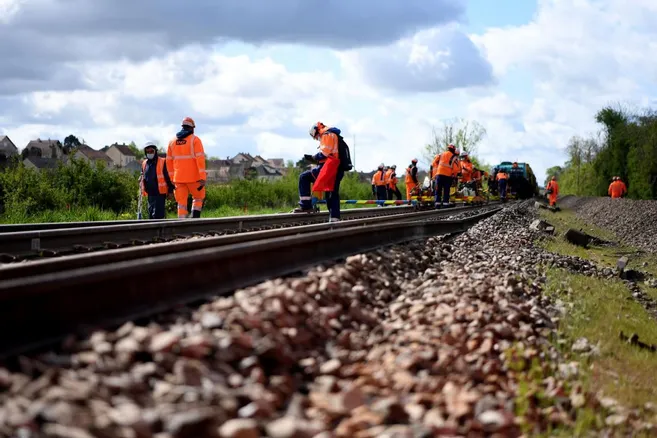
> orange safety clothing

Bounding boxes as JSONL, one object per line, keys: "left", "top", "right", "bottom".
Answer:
{"left": 618, "top": 180, "right": 627, "bottom": 196}
{"left": 315, "top": 125, "right": 339, "bottom": 162}
{"left": 434, "top": 151, "right": 460, "bottom": 178}
{"left": 141, "top": 158, "right": 168, "bottom": 196}
{"left": 460, "top": 160, "right": 474, "bottom": 182}
{"left": 372, "top": 170, "right": 386, "bottom": 186}
{"left": 166, "top": 134, "right": 207, "bottom": 183}
{"left": 174, "top": 182, "right": 205, "bottom": 217}
{"left": 405, "top": 166, "right": 417, "bottom": 200}
{"left": 546, "top": 180, "right": 559, "bottom": 206}
{"left": 389, "top": 172, "right": 398, "bottom": 190}
{"left": 608, "top": 180, "right": 626, "bottom": 198}
{"left": 384, "top": 169, "right": 392, "bottom": 186}
{"left": 496, "top": 172, "right": 508, "bottom": 181}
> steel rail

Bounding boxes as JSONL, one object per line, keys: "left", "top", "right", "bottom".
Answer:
{"left": 0, "top": 204, "right": 500, "bottom": 279}
{"left": 0, "top": 203, "right": 494, "bottom": 260}
{"left": 0, "top": 218, "right": 176, "bottom": 233}
{"left": 0, "top": 207, "right": 500, "bottom": 357}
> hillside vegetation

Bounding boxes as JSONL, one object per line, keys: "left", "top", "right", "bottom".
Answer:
{"left": 546, "top": 104, "right": 657, "bottom": 199}
{"left": 0, "top": 159, "right": 380, "bottom": 223}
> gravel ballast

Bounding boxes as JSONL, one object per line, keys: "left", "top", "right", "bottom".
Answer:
{"left": 0, "top": 201, "right": 652, "bottom": 437}
{"left": 559, "top": 195, "right": 657, "bottom": 253}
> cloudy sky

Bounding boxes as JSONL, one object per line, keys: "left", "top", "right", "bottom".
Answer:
{"left": 2, "top": 0, "right": 656, "bottom": 182}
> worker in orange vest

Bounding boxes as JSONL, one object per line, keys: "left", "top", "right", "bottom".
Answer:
{"left": 166, "top": 117, "right": 207, "bottom": 218}
{"left": 388, "top": 165, "right": 402, "bottom": 200}
{"left": 371, "top": 164, "right": 387, "bottom": 202}
{"left": 431, "top": 144, "right": 460, "bottom": 208}
{"left": 140, "top": 142, "right": 175, "bottom": 219}
{"left": 546, "top": 176, "right": 559, "bottom": 206}
{"left": 608, "top": 176, "right": 627, "bottom": 198}
{"left": 496, "top": 170, "right": 509, "bottom": 202}
{"left": 384, "top": 166, "right": 393, "bottom": 199}
{"left": 405, "top": 159, "right": 419, "bottom": 200}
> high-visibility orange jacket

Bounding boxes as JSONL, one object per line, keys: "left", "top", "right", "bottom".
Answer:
{"left": 460, "top": 160, "right": 473, "bottom": 182}
{"left": 389, "top": 172, "right": 398, "bottom": 190}
{"left": 608, "top": 180, "right": 626, "bottom": 198}
{"left": 618, "top": 180, "right": 627, "bottom": 195}
{"left": 384, "top": 169, "right": 392, "bottom": 186}
{"left": 141, "top": 158, "right": 170, "bottom": 196}
{"left": 166, "top": 132, "right": 207, "bottom": 183}
{"left": 546, "top": 180, "right": 559, "bottom": 195}
{"left": 405, "top": 165, "right": 418, "bottom": 186}
{"left": 372, "top": 170, "right": 386, "bottom": 186}
{"left": 496, "top": 172, "right": 508, "bottom": 181}
{"left": 432, "top": 151, "right": 460, "bottom": 178}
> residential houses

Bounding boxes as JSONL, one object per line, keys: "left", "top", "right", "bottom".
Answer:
{"left": 6, "top": 136, "right": 288, "bottom": 181}
{"left": 0, "top": 136, "right": 19, "bottom": 168}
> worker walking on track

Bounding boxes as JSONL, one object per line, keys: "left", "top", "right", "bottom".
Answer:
{"left": 546, "top": 175, "right": 559, "bottom": 206}
{"left": 405, "top": 159, "right": 419, "bottom": 200}
{"left": 496, "top": 170, "right": 509, "bottom": 202}
{"left": 295, "top": 122, "right": 344, "bottom": 221}
{"left": 166, "top": 117, "right": 207, "bottom": 218}
{"left": 388, "top": 165, "right": 402, "bottom": 200}
{"left": 384, "top": 166, "right": 393, "bottom": 200}
{"left": 140, "top": 142, "right": 175, "bottom": 219}
{"left": 432, "top": 144, "right": 460, "bottom": 208}
{"left": 372, "top": 164, "right": 387, "bottom": 202}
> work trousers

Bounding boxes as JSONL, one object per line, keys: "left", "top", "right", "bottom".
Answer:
{"left": 326, "top": 169, "right": 345, "bottom": 220}
{"left": 298, "top": 167, "right": 321, "bottom": 209}
{"left": 175, "top": 182, "right": 205, "bottom": 218}
{"left": 498, "top": 179, "right": 507, "bottom": 199}
{"left": 375, "top": 185, "right": 387, "bottom": 201}
{"left": 435, "top": 175, "right": 453, "bottom": 205}
{"left": 147, "top": 194, "right": 167, "bottom": 219}
{"left": 388, "top": 187, "right": 402, "bottom": 200}
{"left": 406, "top": 183, "right": 416, "bottom": 201}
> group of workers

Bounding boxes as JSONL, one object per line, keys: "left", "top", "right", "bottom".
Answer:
{"left": 140, "top": 116, "right": 207, "bottom": 219}
{"left": 370, "top": 164, "right": 403, "bottom": 201}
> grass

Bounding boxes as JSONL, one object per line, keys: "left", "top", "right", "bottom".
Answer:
{"left": 529, "top": 207, "right": 657, "bottom": 435}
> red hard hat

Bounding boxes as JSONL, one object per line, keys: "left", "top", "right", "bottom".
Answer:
{"left": 182, "top": 117, "right": 195, "bottom": 128}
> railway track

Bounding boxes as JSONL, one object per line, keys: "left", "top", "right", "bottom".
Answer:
{"left": 0, "top": 204, "right": 502, "bottom": 358}
{"left": 0, "top": 203, "right": 497, "bottom": 261}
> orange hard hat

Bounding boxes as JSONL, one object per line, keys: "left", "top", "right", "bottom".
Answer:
{"left": 411, "top": 158, "right": 418, "bottom": 163}
{"left": 447, "top": 143, "right": 456, "bottom": 151}
{"left": 182, "top": 117, "right": 195, "bottom": 128}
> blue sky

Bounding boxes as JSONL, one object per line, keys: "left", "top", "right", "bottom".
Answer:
{"left": 1, "top": 0, "right": 656, "bottom": 184}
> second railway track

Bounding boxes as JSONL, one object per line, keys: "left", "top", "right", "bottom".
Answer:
{"left": 0, "top": 203, "right": 498, "bottom": 261}
{"left": 0, "top": 204, "right": 502, "bottom": 357}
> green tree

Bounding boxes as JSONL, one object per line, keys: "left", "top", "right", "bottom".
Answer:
{"left": 423, "top": 117, "right": 486, "bottom": 165}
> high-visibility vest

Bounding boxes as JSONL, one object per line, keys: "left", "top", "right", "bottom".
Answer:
{"left": 372, "top": 170, "right": 386, "bottom": 186}
{"left": 141, "top": 158, "right": 168, "bottom": 196}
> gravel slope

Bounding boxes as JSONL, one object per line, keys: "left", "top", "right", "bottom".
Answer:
{"left": 559, "top": 195, "right": 657, "bottom": 253}
{"left": 0, "top": 201, "right": 651, "bottom": 437}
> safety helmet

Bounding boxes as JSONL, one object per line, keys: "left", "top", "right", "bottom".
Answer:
{"left": 462, "top": 152, "right": 469, "bottom": 157}
{"left": 143, "top": 141, "right": 158, "bottom": 151}
{"left": 309, "top": 121, "right": 326, "bottom": 140}
{"left": 378, "top": 163, "right": 384, "bottom": 169}
{"left": 391, "top": 165, "right": 396, "bottom": 169}
{"left": 447, "top": 143, "right": 456, "bottom": 151}
{"left": 455, "top": 149, "right": 460, "bottom": 155}
{"left": 411, "top": 158, "right": 418, "bottom": 163}
{"left": 182, "top": 117, "right": 195, "bottom": 128}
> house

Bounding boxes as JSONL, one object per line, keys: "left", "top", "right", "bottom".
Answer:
{"left": 24, "top": 139, "right": 64, "bottom": 159}
{"left": 252, "top": 164, "right": 283, "bottom": 181}
{"left": 120, "top": 160, "right": 142, "bottom": 173}
{"left": 105, "top": 143, "right": 137, "bottom": 167}
{"left": 267, "top": 158, "right": 285, "bottom": 168}
{"left": 72, "top": 145, "right": 113, "bottom": 166}
{"left": 23, "top": 156, "right": 63, "bottom": 171}
{"left": 0, "top": 136, "right": 19, "bottom": 168}
{"left": 231, "top": 152, "right": 256, "bottom": 164}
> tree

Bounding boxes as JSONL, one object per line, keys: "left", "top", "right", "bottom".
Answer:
{"left": 544, "top": 165, "right": 563, "bottom": 187}
{"left": 128, "top": 141, "right": 145, "bottom": 160}
{"left": 63, "top": 135, "right": 81, "bottom": 154}
{"left": 423, "top": 117, "right": 486, "bottom": 165}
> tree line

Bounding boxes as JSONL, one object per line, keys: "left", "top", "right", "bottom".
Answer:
{"left": 546, "top": 104, "right": 657, "bottom": 199}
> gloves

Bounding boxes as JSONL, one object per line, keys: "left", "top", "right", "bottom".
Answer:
{"left": 197, "top": 179, "right": 206, "bottom": 190}
{"left": 304, "top": 154, "right": 315, "bottom": 162}
{"left": 371, "top": 184, "right": 375, "bottom": 196}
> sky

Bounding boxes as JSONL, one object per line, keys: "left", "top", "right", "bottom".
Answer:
{"left": 2, "top": 0, "right": 657, "bottom": 183}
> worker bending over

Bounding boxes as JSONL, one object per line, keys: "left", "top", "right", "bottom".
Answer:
{"left": 295, "top": 122, "right": 344, "bottom": 221}
{"left": 546, "top": 176, "right": 559, "bottom": 206}
{"left": 496, "top": 170, "right": 509, "bottom": 202}
{"left": 140, "top": 142, "right": 175, "bottom": 219}
{"left": 405, "top": 159, "right": 419, "bottom": 200}
{"left": 460, "top": 153, "right": 474, "bottom": 192}
{"left": 432, "top": 144, "right": 460, "bottom": 208}
{"left": 388, "top": 165, "right": 402, "bottom": 200}
{"left": 166, "top": 117, "right": 207, "bottom": 218}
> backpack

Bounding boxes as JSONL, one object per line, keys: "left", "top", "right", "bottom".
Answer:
{"left": 336, "top": 134, "right": 353, "bottom": 172}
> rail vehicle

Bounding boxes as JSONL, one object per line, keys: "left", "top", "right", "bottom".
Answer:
{"left": 409, "top": 175, "right": 490, "bottom": 210}
{"left": 490, "top": 161, "right": 539, "bottom": 200}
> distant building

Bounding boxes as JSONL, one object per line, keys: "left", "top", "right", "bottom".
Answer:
{"left": 23, "top": 156, "right": 64, "bottom": 171}
{"left": 0, "top": 135, "right": 19, "bottom": 168}
{"left": 72, "top": 145, "right": 113, "bottom": 166}
{"left": 105, "top": 143, "right": 137, "bottom": 167}
{"left": 24, "top": 139, "right": 65, "bottom": 159}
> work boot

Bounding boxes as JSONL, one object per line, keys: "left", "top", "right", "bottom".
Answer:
{"left": 192, "top": 210, "right": 201, "bottom": 218}
{"left": 293, "top": 206, "right": 314, "bottom": 213}
{"left": 434, "top": 202, "right": 441, "bottom": 209}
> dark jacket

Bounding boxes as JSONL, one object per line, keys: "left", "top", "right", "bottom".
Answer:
{"left": 143, "top": 155, "right": 174, "bottom": 196}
